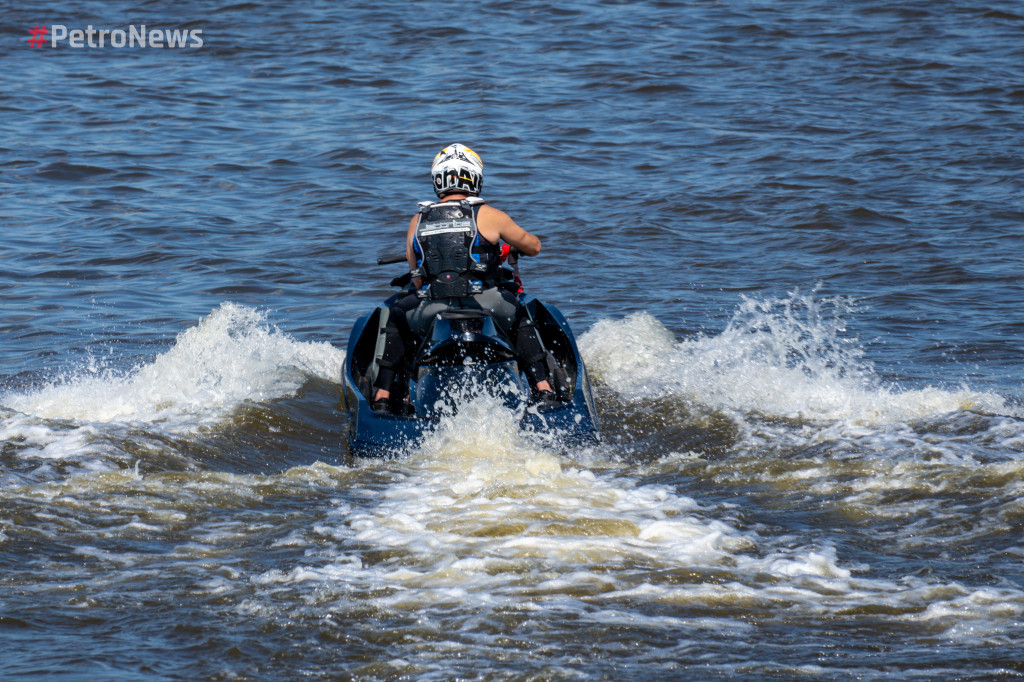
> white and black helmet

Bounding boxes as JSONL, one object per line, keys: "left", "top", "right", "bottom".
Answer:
{"left": 431, "top": 143, "right": 484, "bottom": 198}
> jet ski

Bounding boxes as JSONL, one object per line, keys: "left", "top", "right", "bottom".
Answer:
{"left": 342, "top": 256, "right": 600, "bottom": 457}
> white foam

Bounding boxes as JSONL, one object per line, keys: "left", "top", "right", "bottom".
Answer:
{"left": 579, "top": 292, "right": 1006, "bottom": 424}
{"left": 4, "top": 303, "right": 343, "bottom": 427}
{"left": 256, "top": 396, "right": 768, "bottom": 608}
{"left": 223, "top": 396, "right": 1024, "bottom": 651}
{"left": 898, "top": 585, "right": 1024, "bottom": 640}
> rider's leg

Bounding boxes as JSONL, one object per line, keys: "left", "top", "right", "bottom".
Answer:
{"left": 468, "top": 288, "right": 555, "bottom": 398}
{"left": 516, "top": 318, "right": 553, "bottom": 395}
{"left": 373, "top": 294, "right": 420, "bottom": 405}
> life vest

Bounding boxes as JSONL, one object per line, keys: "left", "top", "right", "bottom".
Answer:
{"left": 411, "top": 198, "right": 502, "bottom": 298}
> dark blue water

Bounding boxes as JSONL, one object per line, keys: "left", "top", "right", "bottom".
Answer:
{"left": 3, "top": 1, "right": 1024, "bottom": 679}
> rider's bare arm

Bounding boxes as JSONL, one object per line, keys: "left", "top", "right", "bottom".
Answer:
{"left": 479, "top": 205, "right": 541, "bottom": 256}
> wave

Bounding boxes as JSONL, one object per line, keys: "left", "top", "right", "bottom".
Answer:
{"left": 0, "top": 303, "right": 344, "bottom": 477}
{"left": 3, "top": 302, "right": 342, "bottom": 428}
{"left": 1, "top": 292, "right": 1016, "bottom": 485}
{"left": 579, "top": 289, "right": 1006, "bottom": 425}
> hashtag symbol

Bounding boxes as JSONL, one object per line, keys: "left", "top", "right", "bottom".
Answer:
{"left": 27, "top": 24, "right": 48, "bottom": 48}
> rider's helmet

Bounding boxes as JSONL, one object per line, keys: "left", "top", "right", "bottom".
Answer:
{"left": 431, "top": 144, "right": 484, "bottom": 198}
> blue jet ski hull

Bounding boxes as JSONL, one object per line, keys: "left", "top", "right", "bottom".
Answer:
{"left": 342, "top": 292, "right": 600, "bottom": 457}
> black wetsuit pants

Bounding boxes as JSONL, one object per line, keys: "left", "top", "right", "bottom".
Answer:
{"left": 373, "top": 288, "right": 549, "bottom": 394}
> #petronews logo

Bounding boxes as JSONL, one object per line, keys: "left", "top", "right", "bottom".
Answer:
{"left": 27, "top": 24, "right": 203, "bottom": 48}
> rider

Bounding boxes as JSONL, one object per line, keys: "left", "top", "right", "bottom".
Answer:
{"left": 371, "top": 143, "right": 556, "bottom": 413}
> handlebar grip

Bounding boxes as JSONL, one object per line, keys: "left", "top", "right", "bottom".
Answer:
{"left": 376, "top": 253, "right": 407, "bottom": 265}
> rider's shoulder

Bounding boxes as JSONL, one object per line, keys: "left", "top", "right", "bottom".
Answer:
{"left": 476, "top": 202, "right": 510, "bottom": 220}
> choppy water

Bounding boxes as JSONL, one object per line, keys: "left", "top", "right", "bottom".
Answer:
{"left": 3, "top": 0, "right": 1024, "bottom": 679}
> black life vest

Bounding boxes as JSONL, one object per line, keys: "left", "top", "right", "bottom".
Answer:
{"left": 411, "top": 198, "right": 502, "bottom": 298}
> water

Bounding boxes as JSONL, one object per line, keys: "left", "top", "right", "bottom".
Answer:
{"left": 3, "top": 0, "right": 1024, "bottom": 678}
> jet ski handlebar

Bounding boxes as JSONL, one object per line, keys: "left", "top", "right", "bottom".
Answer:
{"left": 377, "top": 253, "right": 407, "bottom": 266}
